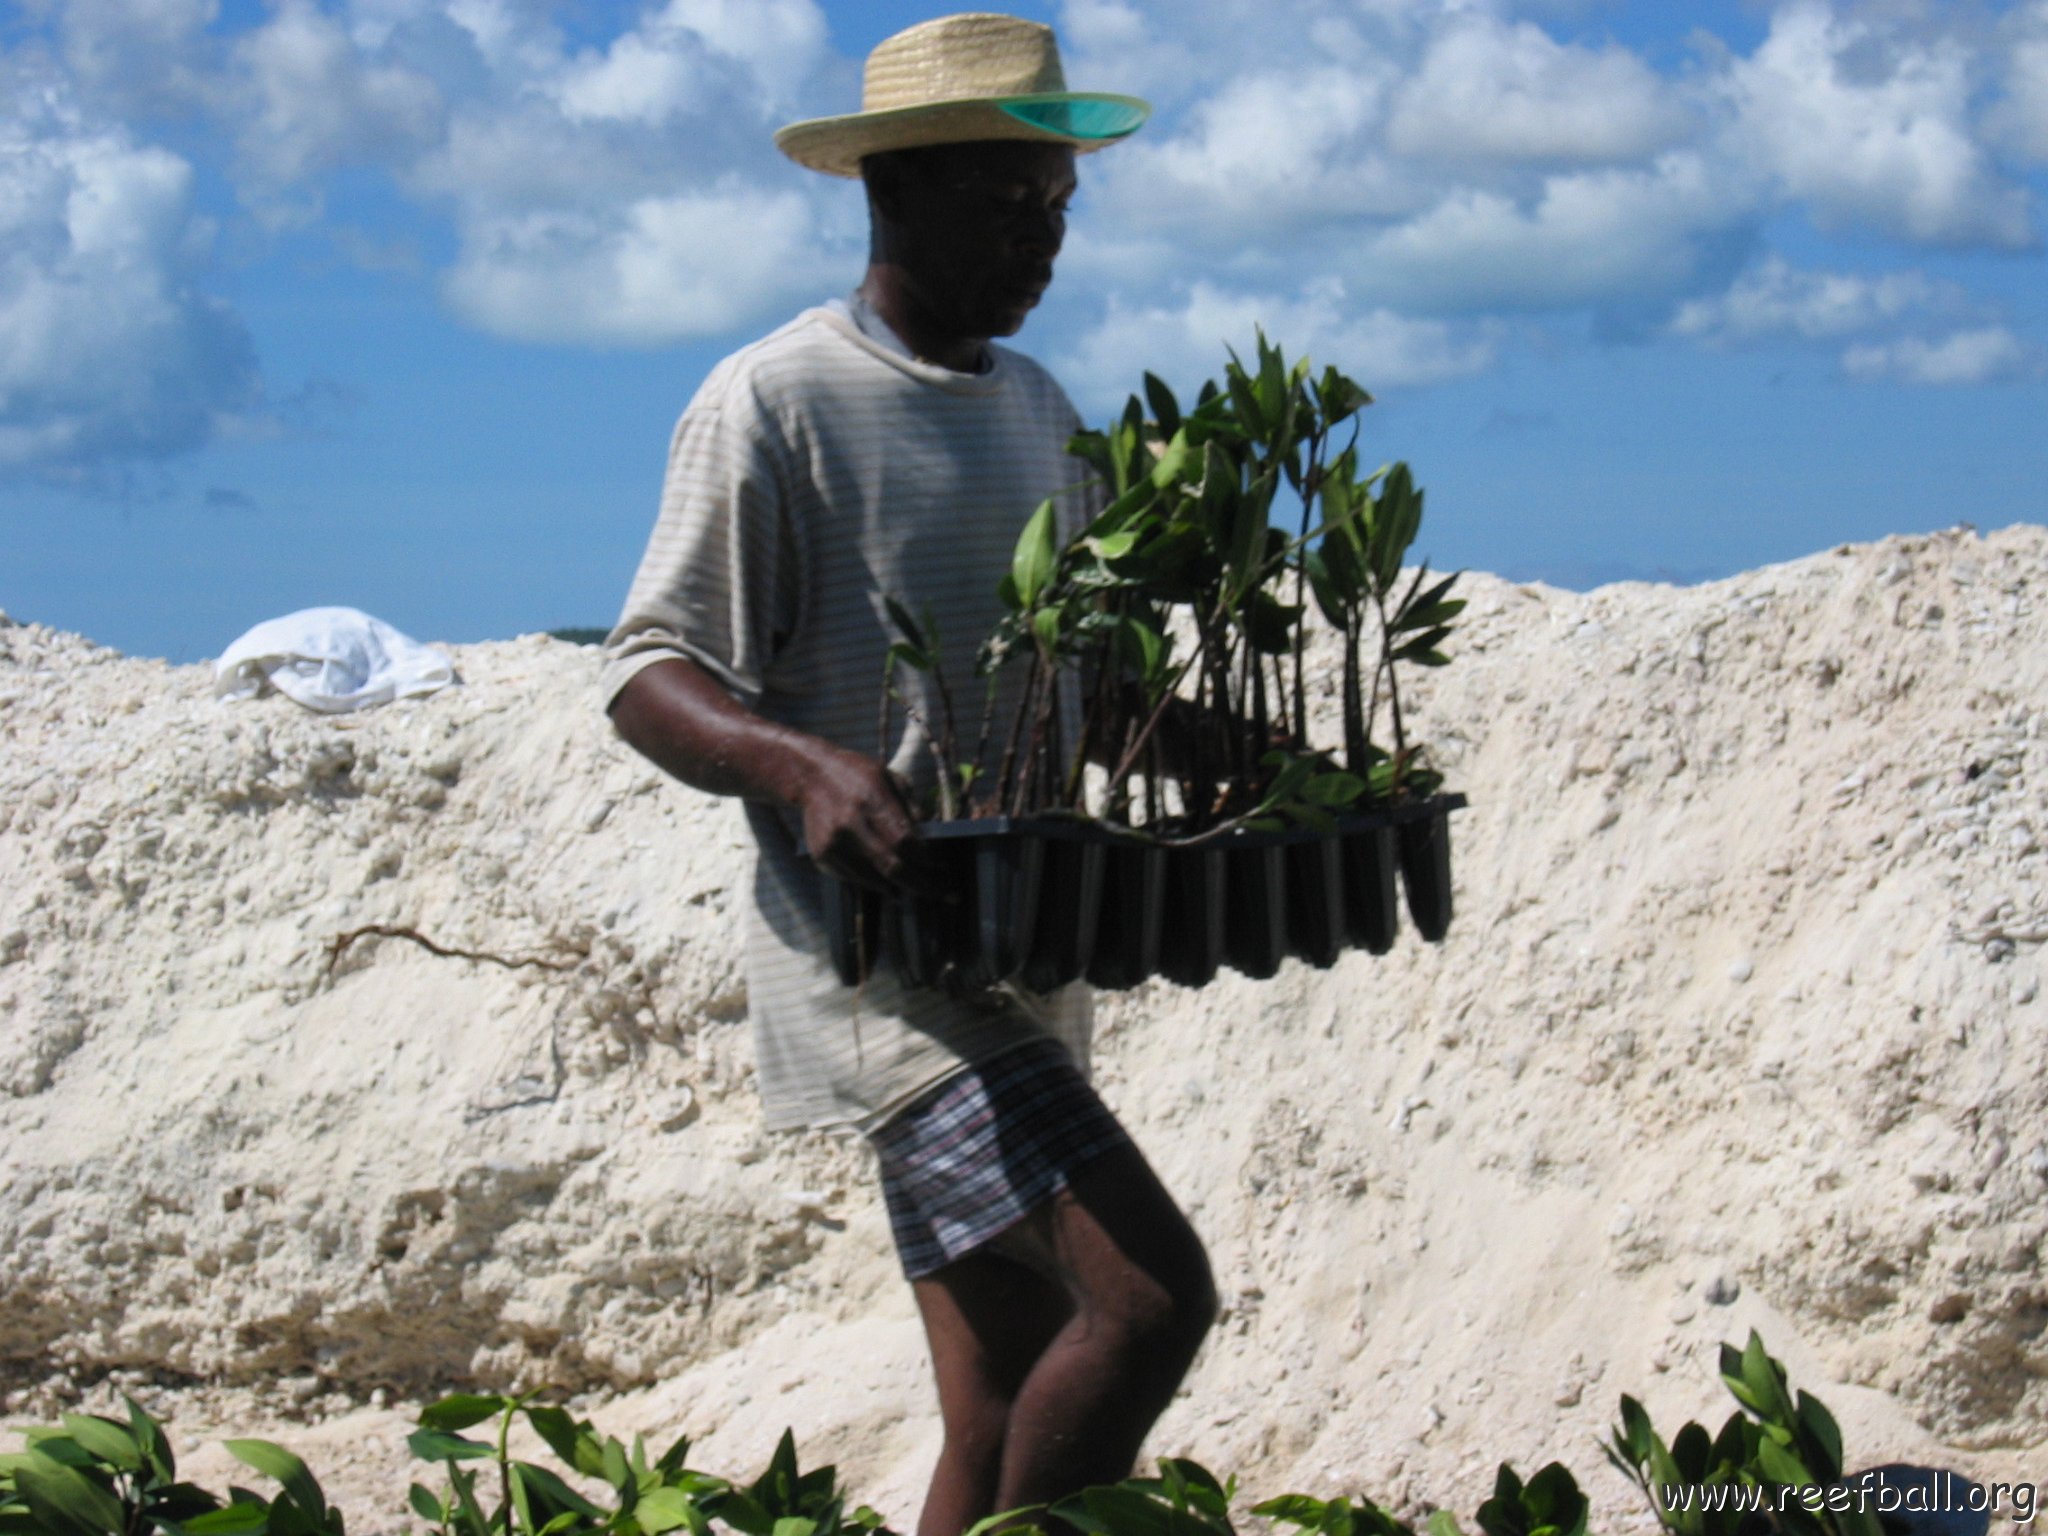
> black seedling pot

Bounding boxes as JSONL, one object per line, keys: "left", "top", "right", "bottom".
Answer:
{"left": 1284, "top": 830, "right": 1347, "bottom": 969}
{"left": 1086, "top": 836, "right": 1165, "bottom": 991}
{"left": 821, "top": 873, "right": 883, "bottom": 987}
{"left": 1396, "top": 798, "right": 1458, "bottom": 943}
{"left": 1223, "top": 840, "right": 1288, "bottom": 980}
{"left": 1339, "top": 821, "right": 1400, "bottom": 955}
{"left": 885, "top": 833, "right": 974, "bottom": 989}
{"left": 1158, "top": 844, "right": 1227, "bottom": 988}
{"left": 1020, "top": 824, "right": 1106, "bottom": 993}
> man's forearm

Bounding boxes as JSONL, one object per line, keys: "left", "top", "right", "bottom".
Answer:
{"left": 608, "top": 655, "right": 932, "bottom": 892}
{"left": 608, "top": 655, "right": 826, "bottom": 809}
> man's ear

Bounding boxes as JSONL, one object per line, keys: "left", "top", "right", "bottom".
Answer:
{"left": 862, "top": 154, "right": 913, "bottom": 227}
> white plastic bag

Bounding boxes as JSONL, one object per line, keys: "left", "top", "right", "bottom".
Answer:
{"left": 214, "top": 607, "right": 457, "bottom": 713}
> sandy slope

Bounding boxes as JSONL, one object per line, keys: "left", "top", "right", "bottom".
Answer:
{"left": 2, "top": 524, "right": 2044, "bottom": 1532}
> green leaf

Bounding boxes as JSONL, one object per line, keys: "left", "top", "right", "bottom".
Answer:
{"left": 771, "top": 1519, "right": 818, "bottom": 1536}
{"left": 1252, "top": 1495, "right": 1328, "bottom": 1530}
{"left": 181, "top": 1503, "right": 273, "bottom": 1535}
{"left": 886, "top": 640, "right": 931, "bottom": 675}
{"left": 1304, "top": 550, "right": 1349, "bottom": 630}
{"left": 1062, "top": 1485, "right": 1179, "bottom": 1536}
{"left": 1011, "top": 498, "right": 1060, "bottom": 611}
{"left": 57, "top": 1416, "right": 140, "bottom": 1474}
{"left": 1149, "top": 426, "right": 1195, "bottom": 490}
{"left": 518, "top": 1406, "right": 584, "bottom": 1475}
{"left": 1303, "top": 772, "right": 1366, "bottom": 807}
{"left": 119, "top": 1399, "right": 175, "bottom": 1485}
{"left": 407, "top": 1483, "right": 444, "bottom": 1523}
{"left": 1425, "top": 1515, "right": 1465, "bottom": 1536}
{"left": 601, "top": 1436, "right": 632, "bottom": 1494}
{"left": 13, "top": 1431, "right": 95, "bottom": 1470}
{"left": 1756, "top": 1438, "right": 1813, "bottom": 1487}
{"left": 140, "top": 1479, "right": 225, "bottom": 1523}
{"left": 223, "top": 1441, "right": 325, "bottom": 1524}
{"left": 513, "top": 1461, "right": 606, "bottom": 1521}
{"left": 718, "top": 1492, "right": 774, "bottom": 1536}
{"left": 1117, "top": 616, "right": 1169, "bottom": 686}
{"left": 1241, "top": 590, "right": 1301, "bottom": 655}
{"left": 639, "top": 1487, "right": 708, "bottom": 1535}
{"left": 418, "top": 1395, "right": 507, "bottom": 1435}
{"left": 1614, "top": 1396, "right": 1653, "bottom": 1464}
{"left": 1670, "top": 1423, "right": 1715, "bottom": 1484}
{"left": 1793, "top": 1391, "right": 1843, "bottom": 1477}
{"left": 1032, "top": 606, "right": 1064, "bottom": 654}
{"left": 1522, "top": 1464, "right": 1586, "bottom": 1536}
{"left": 406, "top": 1429, "right": 493, "bottom": 1464}
{"left": 10, "top": 1459, "right": 127, "bottom": 1536}
{"left": 652, "top": 1430, "right": 695, "bottom": 1479}
{"left": 962, "top": 1506, "right": 1046, "bottom": 1536}
{"left": 1144, "top": 373, "right": 1182, "bottom": 440}
{"left": 883, "top": 596, "right": 927, "bottom": 651}
{"left": 1737, "top": 1331, "right": 1795, "bottom": 1424}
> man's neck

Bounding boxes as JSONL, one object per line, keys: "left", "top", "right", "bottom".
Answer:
{"left": 857, "top": 271, "right": 987, "bottom": 374}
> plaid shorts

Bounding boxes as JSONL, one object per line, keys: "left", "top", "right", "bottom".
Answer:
{"left": 868, "top": 1037, "right": 1134, "bottom": 1279}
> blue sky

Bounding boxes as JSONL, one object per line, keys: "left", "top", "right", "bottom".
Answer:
{"left": 4, "top": 0, "right": 2047, "bottom": 661}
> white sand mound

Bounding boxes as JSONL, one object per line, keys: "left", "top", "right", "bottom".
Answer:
{"left": 2, "top": 524, "right": 2044, "bottom": 1532}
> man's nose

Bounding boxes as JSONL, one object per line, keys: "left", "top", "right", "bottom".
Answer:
{"left": 1014, "top": 205, "right": 1064, "bottom": 257}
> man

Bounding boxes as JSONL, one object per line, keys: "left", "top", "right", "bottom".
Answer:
{"left": 602, "top": 16, "right": 1215, "bottom": 1536}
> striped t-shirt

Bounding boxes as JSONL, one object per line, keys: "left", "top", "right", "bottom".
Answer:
{"left": 603, "top": 304, "right": 1095, "bottom": 1133}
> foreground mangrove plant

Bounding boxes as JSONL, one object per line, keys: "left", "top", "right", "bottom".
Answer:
{"left": 4, "top": 1332, "right": 1990, "bottom": 1536}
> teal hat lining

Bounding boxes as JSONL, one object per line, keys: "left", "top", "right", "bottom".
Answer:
{"left": 996, "top": 95, "right": 1149, "bottom": 142}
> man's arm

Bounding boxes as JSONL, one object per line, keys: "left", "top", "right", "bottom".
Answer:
{"left": 608, "top": 656, "right": 932, "bottom": 893}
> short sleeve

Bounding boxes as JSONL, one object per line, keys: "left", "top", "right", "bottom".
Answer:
{"left": 602, "top": 376, "right": 804, "bottom": 711}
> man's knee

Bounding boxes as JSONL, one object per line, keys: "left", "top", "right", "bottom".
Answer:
{"left": 1089, "top": 1237, "right": 1217, "bottom": 1370}
{"left": 1157, "top": 1242, "right": 1220, "bottom": 1358}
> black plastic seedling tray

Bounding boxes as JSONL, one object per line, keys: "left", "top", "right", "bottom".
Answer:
{"left": 819, "top": 794, "right": 1467, "bottom": 992}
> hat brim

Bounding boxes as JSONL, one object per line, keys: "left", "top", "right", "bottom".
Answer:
{"left": 775, "top": 92, "right": 1151, "bottom": 179}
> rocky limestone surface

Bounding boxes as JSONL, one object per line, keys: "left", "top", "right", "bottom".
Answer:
{"left": 2, "top": 524, "right": 2044, "bottom": 1532}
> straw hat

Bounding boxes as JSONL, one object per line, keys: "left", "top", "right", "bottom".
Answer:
{"left": 775, "top": 13, "right": 1150, "bottom": 179}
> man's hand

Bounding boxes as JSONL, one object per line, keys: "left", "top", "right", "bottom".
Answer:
{"left": 609, "top": 656, "right": 941, "bottom": 895}
{"left": 789, "top": 743, "right": 939, "bottom": 895}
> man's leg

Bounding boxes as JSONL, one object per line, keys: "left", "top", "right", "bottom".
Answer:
{"left": 911, "top": 1249, "right": 1074, "bottom": 1536}
{"left": 909, "top": 1142, "right": 1217, "bottom": 1535}
{"left": 986, "top": 1143, "right": 1217, "bottom": 1511}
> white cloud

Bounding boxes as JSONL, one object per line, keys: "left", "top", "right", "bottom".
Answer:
{"left": 1357, "top": 152, "right": 1753, "bottom": 313}
{"left": 0, "top": 75, "right": 259, "bottom": 475}
{"left": 1669, "top": 256, "right": 1958, "bottom": 345}
{"left": 1055, "top": 278, "right": 1499, "bottom": 415}
{"left": 51, "top": 0, "right": 219, "bottom": 115}
{"left": 1084, "top": 62, "right": 1419, "bottom": 239}
{"left": 1989, "top": 0, "right": 2048, "bottom": 163}
{"left": 1386, "top": 15, "right": 1693, "bottom": 164}
{"left": 552, "top": 0, "right": 828, "bottom": 125}
{"left": 1842, "top": 326, "right": 2034, "bottom": 384}
{"left": 1721, "top": 1, "right": 2032, "bottom": 246}
{"left": 232, "top": 0, "right": 443, "bottom": 186}
{"left": 441, "top": 181, "right": 834, "bottom": 345}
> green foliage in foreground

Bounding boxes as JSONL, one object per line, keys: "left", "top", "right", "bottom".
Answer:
{"left": 0, "top": 1333, "right": 1883, "bottom": 1536}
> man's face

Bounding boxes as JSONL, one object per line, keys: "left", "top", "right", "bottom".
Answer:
{"left": 880, "top": 139, "right": 1079, "bottom": 341}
